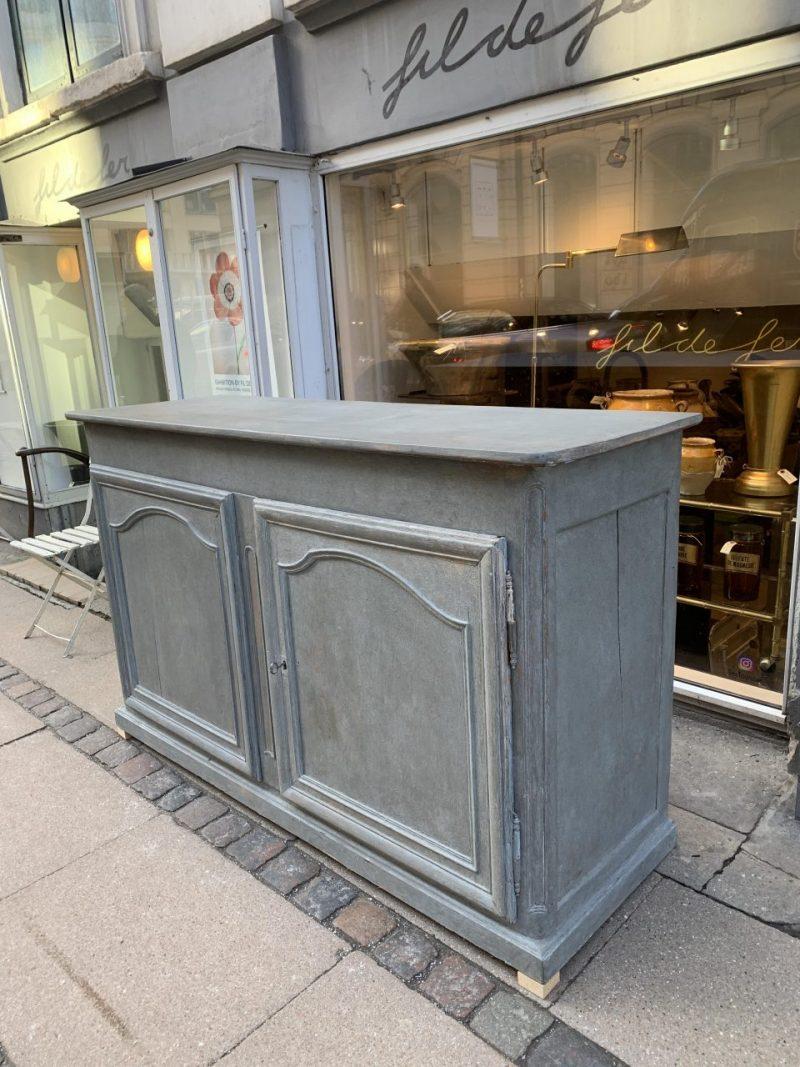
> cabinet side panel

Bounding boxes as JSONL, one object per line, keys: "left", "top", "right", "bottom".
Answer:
{"left": 618, "top": 493, "right": 668, "bottom": 830}
{"left": 553, "top": 492, "right": 669, "bottom": 898}
{"left": 553, "top": 510, "right": 622, "bottom": 896}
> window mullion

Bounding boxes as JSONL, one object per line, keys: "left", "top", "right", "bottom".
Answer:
{"left": 58, "top": 0, "right": 78, "bottom": 82}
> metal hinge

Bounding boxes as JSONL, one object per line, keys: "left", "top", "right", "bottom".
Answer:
{"left": 505, "top": 570, "right": 518, "bottom": 671}
{"left": 268, "top": 656, "right": 287, "bottom": 676}
{"left": 512, "top": 812, "right": 521, "bottom": 896}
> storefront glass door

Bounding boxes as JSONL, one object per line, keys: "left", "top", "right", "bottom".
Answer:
{"left": 0, "top": 291, "right": 26, "bottom": 491}
{"left": 0, "top": 236, "right": 102, "bottom": 495}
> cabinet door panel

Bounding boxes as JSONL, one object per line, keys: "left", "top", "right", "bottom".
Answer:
{"left": 255, "top": 500, "right": 514, "bottom": 919}
{"left": 94, "top": 466, "right": 257, "bottom": 776}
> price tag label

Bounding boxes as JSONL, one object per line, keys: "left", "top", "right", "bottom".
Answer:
{"left": 778, "top": 469, "right": 798, "bottom": 485}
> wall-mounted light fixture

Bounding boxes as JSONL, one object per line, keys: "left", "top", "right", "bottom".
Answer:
{"left": 531, "top": 141, "right": 548, "bottom": 185}
{"left": 134, "top": 228, "right": 153, "bottom": 271}
{"left": 719, "top": 99, "right": 740, "bottom": 151}
{"left": 607, "top": 120, "right": 631, "bottom": 168}
{"left": 55, "top": 246, "right": 81, "bottom": 284}
{"left": 389, "top": 179, "right": 405, "bottom": 210}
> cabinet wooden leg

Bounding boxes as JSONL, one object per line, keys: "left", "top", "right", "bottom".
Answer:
{"left": 517, "top": 970, "right": 560, "bottom": 998}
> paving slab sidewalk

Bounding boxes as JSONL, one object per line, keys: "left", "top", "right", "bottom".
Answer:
{"left": 0, "top": 696, "right": 507, "bottom": 1066}
{"left": 554, "top": 878, "right": 800, "bottom": 1067}
{"left": 0, "top": 576, "right": 121, "bottom": 729}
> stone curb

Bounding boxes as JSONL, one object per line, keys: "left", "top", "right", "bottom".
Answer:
{"left": 0, "top": 658, "right": 623, "bottom": 1065}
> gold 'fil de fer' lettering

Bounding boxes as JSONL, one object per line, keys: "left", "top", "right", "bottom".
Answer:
{"left": 594, "top": 318, "right": 800, "bottom": 370}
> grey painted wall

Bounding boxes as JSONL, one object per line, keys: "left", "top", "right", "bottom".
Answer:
{"left": 167, "top": 36, "right": 294, "bottom": 158}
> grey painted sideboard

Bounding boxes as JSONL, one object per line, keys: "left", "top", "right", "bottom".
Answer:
{"left": 71, "top": 398, "right": 698, "bottom": 990}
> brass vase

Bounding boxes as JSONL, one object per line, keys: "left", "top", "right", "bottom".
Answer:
{"left": 734, "top": 360, "right": 800, "bottom": 497}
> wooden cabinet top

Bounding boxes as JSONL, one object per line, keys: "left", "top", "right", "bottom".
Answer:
{"left": 70, "top": 397, "right": 698, "bottom": 468}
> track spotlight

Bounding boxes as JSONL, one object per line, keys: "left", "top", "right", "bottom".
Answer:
{"left": 531, "top": 142, "right": 548, "bottom": 185}
{"left": 607, "top": 120, "right": 631, "bottom": 168}
{"left": 389, "top": 180, "right": 405, "bottom": 210}
{"left": 719, "top": 99, "right": 740, "bottom": 151}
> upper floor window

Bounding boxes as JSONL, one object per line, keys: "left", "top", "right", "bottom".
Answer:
{"left": 10, "top": 0, "right": 121, "bottom": 101}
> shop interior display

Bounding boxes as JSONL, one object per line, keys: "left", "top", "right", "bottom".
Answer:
{"left": 327, "top": 77, "right": 800, "bottom": 713}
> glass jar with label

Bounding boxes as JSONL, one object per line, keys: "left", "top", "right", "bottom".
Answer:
{"left": 677, "top": 515, "right": 705, "bottom": 596}
{"left": 723, "top": 524, "right": 764, "bottom": 602}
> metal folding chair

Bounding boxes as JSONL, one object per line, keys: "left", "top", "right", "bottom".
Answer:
{"left": 9, "top": 446, "right": 106, "bottom": 657}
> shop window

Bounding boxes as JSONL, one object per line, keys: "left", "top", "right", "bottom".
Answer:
{"left": 88, "top": 207, "right": 168, "bottom": 406}
{"left": 159, "top": 181, "right": 253, "bottom": 399}
{"left": 326, "top": 79, "right": 800, "bottom": 715}
{"left": 10, "top": 0, "right": 122, "bottom": 102}
{"left": 2, "top": 241, "right": 102, "bottom": 492}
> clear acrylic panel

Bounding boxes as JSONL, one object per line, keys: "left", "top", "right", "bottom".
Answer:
{"left": 89, "top": 206, "right": 168, "bottom": 405}
{"left": 159, "top": 182, "right": 254, "bottom": 399}
{"left": 2, "top": 242, "right": 102, "bottom": 493}
{"left": 252, "top": 179, "right": 293, "bottom": 396}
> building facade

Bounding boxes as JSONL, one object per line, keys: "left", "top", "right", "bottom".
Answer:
{"left": 2, "top": 0, "right": 800, "bottom": 737}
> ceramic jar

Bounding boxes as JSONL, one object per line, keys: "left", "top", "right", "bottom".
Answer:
{"left": 595, "top": 388, "right": 688, "bottom": 412}
{"left": 680, "top": 436, "right": 727, "bottom": 496}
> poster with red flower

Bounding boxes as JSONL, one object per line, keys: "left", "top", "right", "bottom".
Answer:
{"left": 208, "top": 251, "right": 250, "bottom": 394}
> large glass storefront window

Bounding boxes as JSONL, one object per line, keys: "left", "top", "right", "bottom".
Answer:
{"left": 159, "top": 182, "right": 253, "bottom": 399}
{"left": 2, "top": 241, "right": 102, "bottom": 492}
{"left": 327, "top": 77, "right": 800, "bottom": 712}
{"left": 89, "top": 206, "right": 168, "bottom": 406}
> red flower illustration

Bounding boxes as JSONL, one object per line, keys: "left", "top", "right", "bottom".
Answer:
{"left": 209, "top": 251, "right": 243, "bottom": 326}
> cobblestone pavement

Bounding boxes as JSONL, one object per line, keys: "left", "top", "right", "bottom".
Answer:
{"left": 2, "top": 580, "right": 800, "bottom": 1064}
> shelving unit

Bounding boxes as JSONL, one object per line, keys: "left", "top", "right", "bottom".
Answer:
{"left": 677, "top": 479, "right": 796, "bottom": 693}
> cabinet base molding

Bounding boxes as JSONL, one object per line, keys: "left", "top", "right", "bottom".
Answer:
{"left": 517, "top": 970, "right": 560, "bottom": 998}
